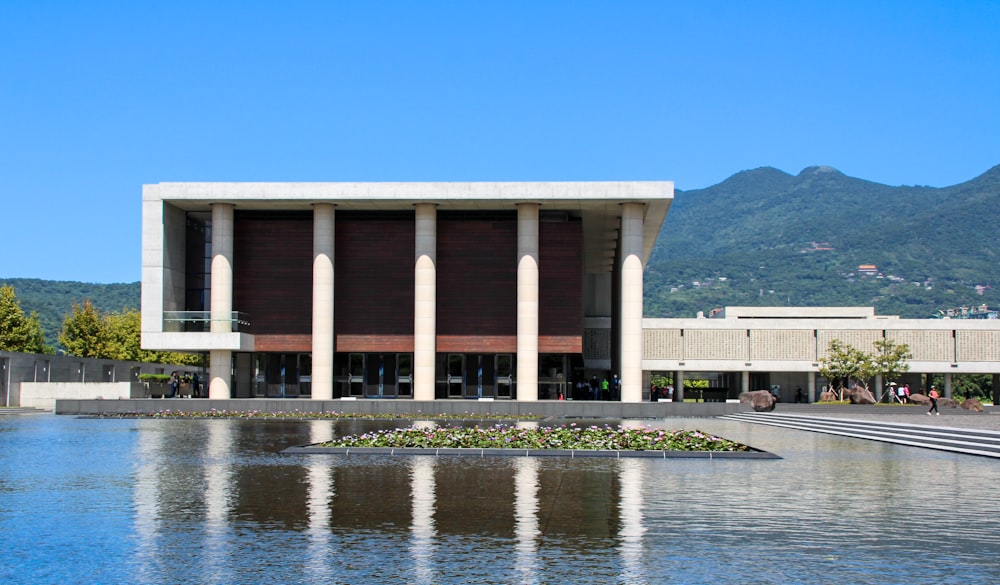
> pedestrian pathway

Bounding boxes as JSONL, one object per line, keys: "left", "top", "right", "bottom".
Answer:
{"left": 719, "top": 411, "right": 1000, "bottom": 459}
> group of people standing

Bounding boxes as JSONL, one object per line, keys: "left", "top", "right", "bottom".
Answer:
{"left": 168, "top": 372, "right": 202, "bottom": 398}
{"left": 570, "top": 375, "right": 623, "bottom": 401}
{"left": 648, "top": 382, "right": 674, "bottom": 402}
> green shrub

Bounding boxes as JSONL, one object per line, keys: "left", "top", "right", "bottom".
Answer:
{"left": 138, "top": 373, "right": 170, "bottom": 382}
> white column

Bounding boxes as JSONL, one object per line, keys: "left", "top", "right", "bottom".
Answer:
{"left": 209, "top": 203, "right": 234, "bottom": 399}
{"left": 675, "top": 370, "right": 685, "bottom": 401}
{"left": 517, "top": 203, "right": 539, "bottom": 402}
{"left": 741, "top": 371, "right": 750, "bottom": 393}
{"left": 306, "top": 421, "right": 334, "bottom": 582}
{"left": 808, "top": 371, "right": 816, "bottom": 403}
{"left": 203, "top": 419, "right": 235, "bottom": 584}
{"left": 409, "top": 457, "right": 436, "bottom": 585}
{"left": 617, "top": 459, "right": 647, "bottom": 584}
{"left": 312, "top": 204, "right": 335, "bottom": 400}
{"left": 414, "top": 204, "right": 437, "bottom": 401}
{"left": 514, "top": 457, "right": 540, "bottom": 582}
{"left": 619, "top": 202, "right": 644, "bottom": 402}
{"left": 944, "top": 372, "right": 953, "bottom": 398}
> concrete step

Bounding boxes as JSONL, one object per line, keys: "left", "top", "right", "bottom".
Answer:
{"left": 720, "top": 412, "right": 1000, "bottom": 459}
{"left": 0, "top": 406, "right": 51, "bottom": 415}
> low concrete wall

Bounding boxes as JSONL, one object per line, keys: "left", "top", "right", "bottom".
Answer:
{"left": 55, "top": 398, "right": 751, "bottom": 418}
{"left": 23, "top": 382, "right": 139, "bottom": 410}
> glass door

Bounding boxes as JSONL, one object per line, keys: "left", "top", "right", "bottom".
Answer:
{"left": 381, "top": 353, "right": 398, "bottom": 398}
{"left": 349, "top": 353, "right": 365, "bottom": 397}
{"left": 496, "top": 354, "right": 513, "bottom": 398}
{"left": 464, "top": 354, "right": 480, "bottom": 399}
{"left": 397, "top": 354, "right": 412, "bottom": 397}
{"left": 447, "top": 354, "right": 464, "bottom": 398}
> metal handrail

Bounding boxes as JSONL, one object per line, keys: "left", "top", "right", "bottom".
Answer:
{"left": 163, "top": 311, "right": 251, "bottom": 332}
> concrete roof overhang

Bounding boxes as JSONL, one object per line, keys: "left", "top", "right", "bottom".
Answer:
{"left": 145, "top": 181, "right": 674, "bottom": 273}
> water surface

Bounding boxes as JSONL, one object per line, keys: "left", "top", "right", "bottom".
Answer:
{"left": 1, "top": 415, "right": 997, "bottom": 584}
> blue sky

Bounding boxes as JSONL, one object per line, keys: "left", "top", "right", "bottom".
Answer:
{"left": 2, "top": 1, "right": 998, "bottom": 283}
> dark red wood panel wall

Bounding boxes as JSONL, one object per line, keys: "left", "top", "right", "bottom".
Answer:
{"left": 229, "top": 209, "right": 582, "bottom": 355}
{"left": 334, "top": 212, "right": 415, "bottom": 351}
{"left": 437, "top": 214, "right": 518, "bottom": 341}
{"left": 233, "top": 212, "right": 313, "bottom": 340}
{"left": 539, "top": 219, "right": 583, "bottom": 352}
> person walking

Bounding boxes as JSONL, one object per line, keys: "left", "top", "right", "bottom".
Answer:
{"left": 927, "top": 386, "right": 940, "bottom": 415}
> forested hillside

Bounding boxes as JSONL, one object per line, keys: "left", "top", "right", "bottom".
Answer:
{"left": 647, "top": 163, "right": 1000, "bottom": 317}
{"left": 0, "top": 278, "right": 139, "bottom": 348}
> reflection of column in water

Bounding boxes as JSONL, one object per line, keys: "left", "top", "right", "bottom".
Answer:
{"left": 618, "top": 459, "right": 647, "bottom": 584}
{"left": 409, "top": 457, "right": 437, "bottom": 585}
{"left": 132, "top": 421, "right": 163, "bottom": 579}
{"left": 203, "top": 420, "right": 236, "bottom": 585}
{"left": 412, "top": 420, "right": 438, "bottom": 431}
{"left": 306, "top": 421, "right": 335, "bottom": 581}
{"left": 514, "top": 457, "right": 540, "bottom": 584}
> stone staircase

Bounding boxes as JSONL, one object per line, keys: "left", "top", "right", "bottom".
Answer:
{"left": 719, "top": 411, "right": 1000, "bottom": 458}
{"left": 0, "top": 406, "right": 51, "bottom": 415}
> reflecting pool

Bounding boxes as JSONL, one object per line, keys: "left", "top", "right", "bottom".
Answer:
{"left": 1, "top": 415, "right": 998, "bottom": 584}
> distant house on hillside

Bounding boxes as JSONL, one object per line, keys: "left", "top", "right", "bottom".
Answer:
{"left": 802, "top": 241, "right": 834, "bottom": 252}
{"left": 857, "top": 264, "right": 878, "bottom": 276}
{"left": 937, "top": 304, "right": 999, "bottom": 319}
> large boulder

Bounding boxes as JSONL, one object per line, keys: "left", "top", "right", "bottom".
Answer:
{"left": 845, "top": 385, "right": 877, "bottom": 405}
{"left": 908, "top": 393, "right": 930, "bottom": 405}
{"left": 961, "top": 398, "right": 984, "bottom": 412}
{"left": 819, "top": 390, "right": 838, "bottom": 402}
{"left": 740, "top": 390, "right": 776, "bottom": 412}
{"left": 938, "top": 397, "right": 959, "bottom": 409}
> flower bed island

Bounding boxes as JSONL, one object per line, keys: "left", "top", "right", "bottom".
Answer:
{"left": 284, "top": 423, "right": 778, "bottom": 459}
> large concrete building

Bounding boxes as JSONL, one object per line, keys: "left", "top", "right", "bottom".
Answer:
{"left": 644, "top": 306, "right": 1000, "bottom": 403}
{"left": 141, "top": 182, "right": 673, "bottom": 403}
{"left": 141, "top": 181, "right": 1000, "bottom": 407}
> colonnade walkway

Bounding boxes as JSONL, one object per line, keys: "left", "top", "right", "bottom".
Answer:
{"left": 720, "top": 405, "right": 1000, "bottom": 458}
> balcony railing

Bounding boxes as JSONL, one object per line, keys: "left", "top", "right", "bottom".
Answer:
{"left": 163, "top": 311, "right": 251, "bottom": 333}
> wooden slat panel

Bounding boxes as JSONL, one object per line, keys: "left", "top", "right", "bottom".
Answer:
{"left": 539, "top": 220, "right": 583, "bottom": 338}
{"left": 437, "top": 335, "right": 517, "bottom": 353}
{"left": 539, "top": 336, "right": 583, "bottom": 353}
{"left": 255, "top": 334, "right": 312, "bottom": 352}
{"left": 335, "top": 214, "right": 415, "bottom": 335}
{"left": 437, "top": 215, "right": 517, "bottom": 336}
{"left": 335, "top": 335, "right": 415, "bottom": 352}
{"left": 233, "top": 212, "right": 313, "bottom": 335}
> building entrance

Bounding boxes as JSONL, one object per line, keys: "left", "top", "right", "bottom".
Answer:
{"left": 342, "top": 353, "right": 413, "bottom": 399}
{"left": 438, "top": 353, "right": 514, "bottom": 399}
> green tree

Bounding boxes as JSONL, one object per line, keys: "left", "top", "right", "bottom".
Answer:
{"left": 0, "top": 285, "right": 48, "bottom": 353}
{"left": 872, "top": 338, "right": 912, "bottom": 400}
{"left": 61, "top": 304, "right": 204, "bottom": 366}
{"left": 818, "top": 339, "right": 874, "bottom": 399}
{"left": 103, "top": 308, "right": 144, "bottom": 361}
{"left": 59, "top": 300, "right": 107, "bottom": 357}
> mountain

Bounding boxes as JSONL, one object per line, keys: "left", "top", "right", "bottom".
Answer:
{"left": 646, "top": 163, "right": 1000, "bottom": 317}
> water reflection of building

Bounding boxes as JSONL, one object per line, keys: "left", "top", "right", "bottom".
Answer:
{"left": 132, "top": 421, "right": 650, "bottom": 581}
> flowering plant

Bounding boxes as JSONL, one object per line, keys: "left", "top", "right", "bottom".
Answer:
{"left": 320, "top": 423, "right": 751, "bottom": 452}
